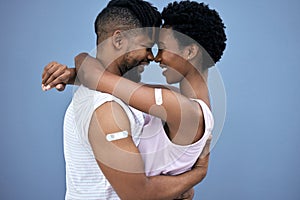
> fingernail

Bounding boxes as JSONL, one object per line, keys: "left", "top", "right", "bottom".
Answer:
{"left": 46, "top": 85, "right": 51, "bottom": 90}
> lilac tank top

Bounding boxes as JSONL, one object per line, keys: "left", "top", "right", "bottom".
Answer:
{"left": 138, "top": 99, "right": 213, "bottom": 176}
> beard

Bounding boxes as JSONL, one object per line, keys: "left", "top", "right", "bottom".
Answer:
{"left": 122, "top": 67, "right": 142, "bottom": 83}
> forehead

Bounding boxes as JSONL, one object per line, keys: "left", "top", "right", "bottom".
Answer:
{"left": 158, "top": 28, "right": 180, "bottom": 47}
{"left": 158, "top": 28, "right": 176, "bottom": 42}
{"left": 134, "top": 33, "right": 153, "bottom": 43}
{"left": 129, "top": 27, "right": 156, "bottom": 43}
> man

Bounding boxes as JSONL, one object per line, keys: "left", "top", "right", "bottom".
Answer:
{"left": 43, "top": 0, "right": 211, "bottom": 199}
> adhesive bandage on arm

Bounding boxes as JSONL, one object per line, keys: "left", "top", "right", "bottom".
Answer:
{"left": 154, "top": 88, "right": 163, "bottom": 105}
{"left": 106, "top": 131, "right": 129, "bottom": 142}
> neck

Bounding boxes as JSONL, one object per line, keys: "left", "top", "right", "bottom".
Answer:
{"left": 179, "top": 65, "right": 210, "bottom": 106}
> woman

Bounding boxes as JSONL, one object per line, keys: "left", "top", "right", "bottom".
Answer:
{"left": 43, "top": 0, "right": 226, "bottom": 178}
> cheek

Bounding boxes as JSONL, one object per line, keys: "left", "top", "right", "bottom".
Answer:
{"left": 162, "top": 51, "right": 183, "bottom": 68}
{"left": 124, "top": 53, "right": 135, "bottom": 67}
{"left": 161, "top": 51, "right": 176, "bottom": 64}
{"left": 126, "top": 52, "right": 138, "bottom": 63}
{"left": 138, "top": 49, "right": 148, "bottom": 59}
{"left": 131, "top": 49, "right": 146, "bottom": 61}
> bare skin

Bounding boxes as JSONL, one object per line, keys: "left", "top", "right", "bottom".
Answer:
{"left": 41, "top": 61, "right": 210, "bottom": 199}
{"left": 88, "top": 100, "right": 211, "bottom": 199}
{"left": 74, "top": 50, "right": 207, "bottom": 146}
{"left": 42, "top": 61, "right": 76, "bottom": 91}
{"left": 41, "top": 30, "right": 211, "bottom": 199}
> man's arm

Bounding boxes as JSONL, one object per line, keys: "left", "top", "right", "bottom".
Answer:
{"left": 89, "top": 101, "right": 209, "bottom": 200}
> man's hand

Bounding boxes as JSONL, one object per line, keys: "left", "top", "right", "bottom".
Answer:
{"left": 174, "top": 188, "right": 194, "bottom": 200}
{"left": 41, "top": 61, "right": 76, "bottom": 91}
{"left": 193, "top": 134, "right": 212, "bottom": 178}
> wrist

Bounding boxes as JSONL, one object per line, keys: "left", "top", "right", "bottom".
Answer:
{"left": 67, "top": 68, "right": 76, "bottom": 84}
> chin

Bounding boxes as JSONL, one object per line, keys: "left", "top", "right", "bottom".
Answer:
{"left": 164, "top": 72, "right": 182, "bottom": 84}
{"left": 166, "top": 79, "right": 176, "bottom": 84}
{"left": 165, "top": 76, "right": 180, "bottom": 84}
{"left": 123, "top": 70, "right": 141, "bottom": 83}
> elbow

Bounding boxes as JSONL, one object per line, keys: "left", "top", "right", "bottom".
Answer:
{"left": 196, "top": 165, "right": 209, "bottom": 182}
{"left": 201, "top": 168, "right": 208, "bottom": 181}
{"left": 74, "top": 53, "right": 88, "bottom": 70}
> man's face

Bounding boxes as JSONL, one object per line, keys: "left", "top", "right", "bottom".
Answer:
{"left": 120, "top": 30, "right": 156, "bottom": 82}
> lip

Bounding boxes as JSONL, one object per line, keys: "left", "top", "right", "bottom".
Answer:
{"left": 140, "top": 61, "right": 149, "bottom": 66}
{"left": 137, "top": 65, "right": 145, "bottom": 73}
{"left": 159, "top": 63, "right": 168, "bottom": 68}
{"left": 137, "top": 62, "right": 149, "bottom": 73}
{"left": 160, "top": 64, "right": 168, "bottom": 75}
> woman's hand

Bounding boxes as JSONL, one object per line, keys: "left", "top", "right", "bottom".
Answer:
{"left": 41, "top": 61, "right": 76, "bottom": 91}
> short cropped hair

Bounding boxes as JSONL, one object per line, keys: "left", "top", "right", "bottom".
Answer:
{"left": 162, "top": 1, "right": 227, "bottom": 68}
{"left": 107, "top": 0, "right": 161, "bottom": 27}
{"left": 95, "top": 0, "right": 161, "bottom": 44}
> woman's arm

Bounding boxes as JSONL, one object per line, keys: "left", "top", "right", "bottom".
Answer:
{"left": 76, "top": 53, "right": 203, "bottom": 145}
{"left": 41, "top": 54, "right": 204, "bottom": 144}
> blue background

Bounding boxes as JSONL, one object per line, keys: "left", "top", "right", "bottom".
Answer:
{"left": 1, "top": 0, "right": 300, "bottom": 199}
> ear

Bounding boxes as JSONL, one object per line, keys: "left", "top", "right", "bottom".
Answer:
{"left": 184, "top": 44, "right": 200, "bottom": 61}
{"left": 112, "top": 30, "right": 127, "bottom": 50}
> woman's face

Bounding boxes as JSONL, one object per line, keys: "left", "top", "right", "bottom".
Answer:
{"left": 155, "top": 28, "right": 190, "bottom": 84}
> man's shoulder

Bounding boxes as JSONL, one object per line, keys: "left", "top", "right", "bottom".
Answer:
{"left": 70, "top": 85, "right": 124, "bottom": 121}
{"left": 92, "top": 101, "right": 131, "bottom": 134}
{"left": 74, "top": 85, "right": 121, "bottom": 105}
{"left": 75, "top": 85, "right": 144, "bottom": 143}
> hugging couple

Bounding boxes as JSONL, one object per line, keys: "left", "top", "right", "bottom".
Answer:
{"left": 42, "top": 0, "right": 226, "bottom": 199}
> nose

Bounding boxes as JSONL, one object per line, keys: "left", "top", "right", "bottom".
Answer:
{"left": 154, "top": 50, "right": 162, "bottom": 63}
{"left": 146, "top": 48, "right": 155, "bottom": 62}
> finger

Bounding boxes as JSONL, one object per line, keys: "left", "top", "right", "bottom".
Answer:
{"left": 174, "top": 192, "right": 189, "bottom": 199}
{"left": 41, "top": 84, "right": 46, "bottom": 91}
{"left": 44, "top": 64, "right": 67, "bottom": 86}
{"left": 42, "top": 62, "right": 57, "bottom": 82}
{"left": 181, "top": 188, "right": 194, "bottom": 200}
{"left": 55, "top": 83, "right": 66, "bottom": 91}
{"left": 42, "top": 62, "right": 61, "bottom": 84}
{"left": 44, "top": 62, "right": 67, "bottom": 84}
{"left": 47, "top": 70, "right": 70, "bottom": 89}
{"left": 42, "top": 62, "right": 54, "bottom": 79}
{"left": 47, "top": 74, "right": 68, "bottom": 90}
